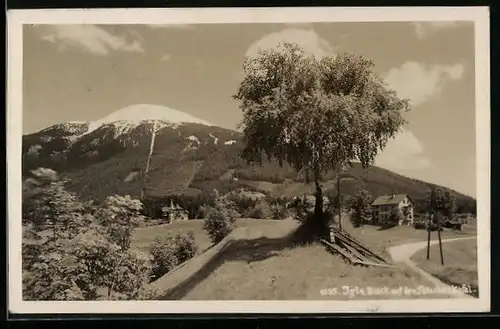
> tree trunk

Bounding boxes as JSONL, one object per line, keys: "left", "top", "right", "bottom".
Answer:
{"left": 314, "top": 173, "right": 323, "bottom": 217}
{"left": 437, "top": 213, "right": 444, "bottom": 265}
{"left": 310, "top": 167, "right": 329, "bottom": 240}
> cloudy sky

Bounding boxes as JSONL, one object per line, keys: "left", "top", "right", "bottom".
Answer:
{"left": 22, "top": 21, "right": 476, "bottom": 197}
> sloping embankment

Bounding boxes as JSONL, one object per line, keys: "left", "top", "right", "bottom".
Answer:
{"left": 147, "top": 230, "right": 237, "bottom": 298}
{"left": 148, "top": 219, "right": 299, "bottom": 299}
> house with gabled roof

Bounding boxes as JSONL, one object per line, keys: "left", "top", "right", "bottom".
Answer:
{"left": 371, "top": 193, "right": 414, "bottom": 226}
{"left": 161, "top": 200, "right": 189, "bottom": 223}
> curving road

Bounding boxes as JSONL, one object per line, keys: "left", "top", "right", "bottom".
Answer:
{"left": 388, "top": 236, "right": 477, "bottom": 299}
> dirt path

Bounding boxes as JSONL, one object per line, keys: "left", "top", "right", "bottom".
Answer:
{"left": 388, "top": 236, "right": 477, "bottom": 299}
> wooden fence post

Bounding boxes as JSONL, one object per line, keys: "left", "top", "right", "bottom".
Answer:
{"left": 426, "top": 213, "right": 431, "bottom": 260}
{"left": 437, "top": 213, "right": 444, "bottom": 265}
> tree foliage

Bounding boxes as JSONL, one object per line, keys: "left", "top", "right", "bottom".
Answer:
{"left": 23, "top": 168, "right": 153, "bottom": 300}
{"left": 96, "top": 195, "right": 145, "bottom": 250}
{"left": 23, "top": 168, "right": 90, "bottom": 239}
{"left": 351, "top": 189, "right": 372, "bottom": 227}
{"left": 149, "top": 230, "right": 198, "bottom": 281}
{"left": 233, "top": 43, "right": 409, "bottom": 228}
{"left": 203, "top": 196, "right": 237, "bottom": 244}
{"left": 426, "top": 187, "right": 456, "bottom": 220}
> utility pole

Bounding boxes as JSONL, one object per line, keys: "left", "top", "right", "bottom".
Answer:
{"left": 437, "top": 212, "right": 445, "bottom": 265}
{"left": 337, "top": 174, "right": 342, "bottom": 232}
{"left": 426, "top": 211, "right": 445, "bottom": 265}
{"left": 426, "top": 212, "right": 431, "bottom": 260}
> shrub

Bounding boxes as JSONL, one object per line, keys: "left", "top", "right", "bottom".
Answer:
{"left": 203, "top": 207, "right": 236, "bottom": 244}
{"left": 135, "top": 286, "right": 161, "bottom": 300}
{"left": 247, "top": 200, "right": 273, "bottom": 219}
{"left": 174, "top": 230, "right": 198, "bottom": 264}
{"left": 270, "top": 203, "right": 289, "bottom": 220}
{"left": 106, "top": 249, "right": 152, "bottom": 300}
{"left": 149, "top": 236, "right": 179, "bottom": 281}
{"left": 148, "top": 231, "right": 198, "bottom": 281}
{"left": 227, "top": 194, "right": 258, "bottom": 215}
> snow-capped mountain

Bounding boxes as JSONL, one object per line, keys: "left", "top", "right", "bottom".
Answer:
{"left": 89, "top": 104, "right": 213, "bottom": 128}
{"left": 36, "top": 104, "right": 216, "bottom": 143}
{"left": 22, "top": 104, "right": 245, "bottom": 200}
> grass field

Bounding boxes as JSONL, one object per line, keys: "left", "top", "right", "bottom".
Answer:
{"left": 23, "top": 218, "right": 287, "bottom": 256}
{"left": 411, "top": 238, "right": 478, "bottom": 297}
{"left": 23, "top": 214, "right": 479, "bottom": 300}
{"left": 173, "top": 242, "right": 455, "bottom": 300}
{"left": 156, "top": 217, "right": 460, "bottom": 300}
{"left": 132, "top": 218, "right": 290, "bottom": 254}
{"left": 342, "top": 216, "right": 477, "bottom": 260}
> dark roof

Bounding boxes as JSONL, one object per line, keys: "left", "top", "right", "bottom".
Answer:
{"left": 371, "top": 194, "right": 410, "bottom": 206}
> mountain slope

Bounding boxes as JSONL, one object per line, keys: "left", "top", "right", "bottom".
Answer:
{"left": 22, "top": 104, "right": 476, "bottom": 213}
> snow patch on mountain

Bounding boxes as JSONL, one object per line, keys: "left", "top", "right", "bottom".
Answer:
{"left": 209, "top": 133, "right": 219, "bottom": 145}
{"left": 124, "top": 171, "right": 140, "bottom": 183}
{"left": 26, "top": 145, "right": 42, "bottom": 157}
{"left": 224, "top": 140, "right": 236, "bottom": 145}
{"left": 41, "top": 136, "right": 53, "bottom": 143}
{"left": 182, "top": 135, "right": 200, "bottom": 152}
{"left": 40, "top": 121, "right": 89, "bottom": 135}
{"left": 186, "top": 135, "right": 200, "bottom": 144}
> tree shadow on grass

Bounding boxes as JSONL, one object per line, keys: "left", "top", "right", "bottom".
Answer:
{"left": 158, "top": 221, "right": 320, "bottom": 300}
{"left": 377, "top": 224, "right": 397, "bottom": 231}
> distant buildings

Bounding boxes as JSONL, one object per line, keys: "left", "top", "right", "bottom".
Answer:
{"left": 161, "top": 200, "right": 189, "bottom": 223}
{"left": 371, "top": 193, "right": 414, "bottom": 226}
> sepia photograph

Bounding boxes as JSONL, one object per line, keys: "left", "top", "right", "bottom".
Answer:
{"left": 7, "top": 7, "right": 490, "bottom": 314}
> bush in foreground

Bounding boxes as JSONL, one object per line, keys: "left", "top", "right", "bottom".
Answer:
{"left": 247, "top": 200, "right": 273, "bottom": 219}
{"left": 149, "top": 230, "right": 198, "bottom": 281}
{"left": 174, "top": 231, "right": 198, "bottom": 263}
{"left": 149, "top": 236, "right": 179, "bottom": 281}
{"left": 203, "top": 207, "right": 236, "bottom": 244}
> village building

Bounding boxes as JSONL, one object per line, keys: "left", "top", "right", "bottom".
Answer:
{"left": 371, "top": 193, "right": 414, "bottom": 226}
{"left": 161, "top": 200, "right": 189, "bottom": 223}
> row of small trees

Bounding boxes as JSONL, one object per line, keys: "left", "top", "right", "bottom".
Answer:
{"left": 141, "top": 192, "right": 292, "bottom": 222}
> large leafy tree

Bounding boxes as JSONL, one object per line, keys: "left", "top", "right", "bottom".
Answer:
{"left": 233, "top": 43, "right": 409, "bottom": 235}
{"left": 426, "top": 187, "right": 456, "bottom": 221}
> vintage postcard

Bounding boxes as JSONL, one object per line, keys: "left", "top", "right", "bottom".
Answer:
{"left": 7, "top": 7, "right": 490, "bottom": 315}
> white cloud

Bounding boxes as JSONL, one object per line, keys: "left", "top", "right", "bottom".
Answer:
{"left": 245, "top": 28, "right": 334, "bottom": 59}
{"left": 375, "top": 128, "right": 431, "bottom": 172}
{"left": 384, "top": 61, "right": 465, "bottom": 107}
{"left": 160, "top": 54, "right": 172, "bottom": 61}
{"left": 413, "top": 21, "right": 461, "bottom": 39}
{"left": 40, "top": 25, "right": 144, "bottom": 56}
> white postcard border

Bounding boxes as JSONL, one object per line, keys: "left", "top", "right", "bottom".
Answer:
{"left": 7, "top": 6, "right": 491, "bottom": 314}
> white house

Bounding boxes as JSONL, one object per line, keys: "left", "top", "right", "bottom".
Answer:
{"left": 371, "top": 193, "right": 414, "bottom": 226}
